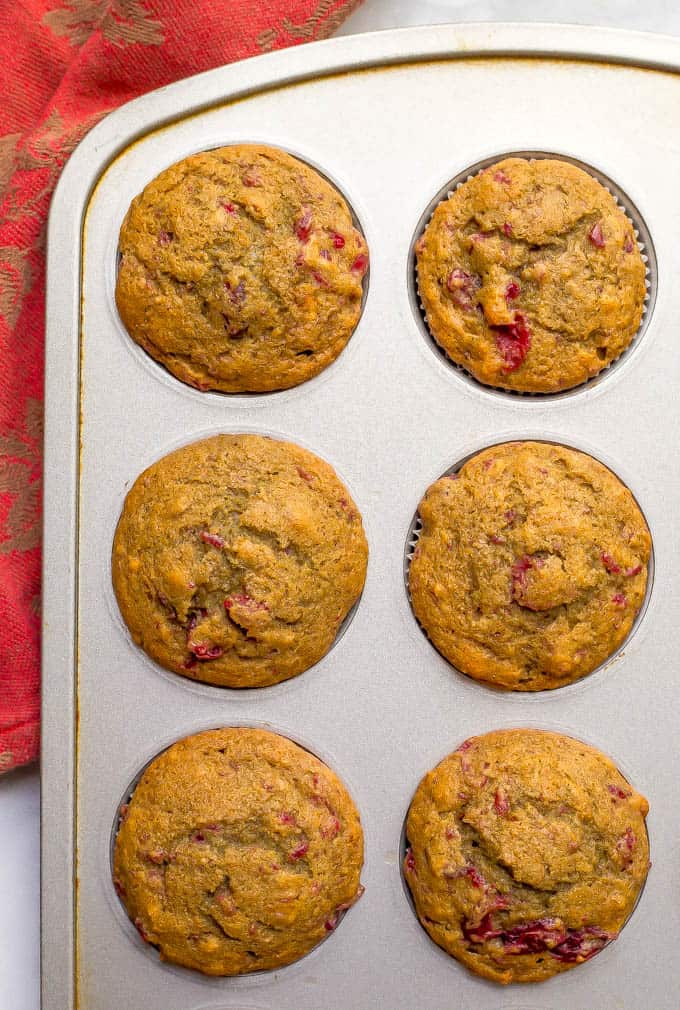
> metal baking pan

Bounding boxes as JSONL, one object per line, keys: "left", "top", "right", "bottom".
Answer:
{"left": 43, "top": 22, "right": 680, "bottom": 1010}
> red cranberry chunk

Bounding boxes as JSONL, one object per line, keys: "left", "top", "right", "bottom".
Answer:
{"left": 189, "top": 642, "right": 224, "bottom": 660}
{"left": 331, "top": 232, "right": 346, "bottom": 249}
{"left": 625, "top": 564, "right": 642, "bottom": 577}
{"left": 405, "top": 847, "right": 416, "bottom": 873}
{"left": 449, "top": 864, "right": 486, "bottom": 888}
{"left": 288, "top": 841, "right": 309, "bottom": 862}
{"left": 446, "top": 267, "right": 481, "bottom": 309}
{"left": 600, "top": 551, "right": 621, "bottom": 574}
{"left": 462, "top": 912, "right": 503, "bottom": 943}
{"left": 502, "top": 221, "right": 513, "bottom": 236}
{"left": 505, "top": 281, "right": 520, "bottom": 301}
{"left": 511, "top": 555, "right": 533, "bottom": 591}
{"left": 612, "top": 592, "right": 627, "bottom": 608}
{"left": 624, "top": 236, "right": 635, "bottom": 253}
{"left": 242, "top": 167, "right": 262, "bottom": 187}
{"left": 493, "top": 313, "right": 531, "bottom": 372}
{"left": 502, "top": 918, "right": 566, "bottom": 954}
{"left": 295, "top": 208, "right": 313, "bottom": 243}
{"left": 351, "top": 253, "right": 368, "bottom": 275}
{"left": 158, "top": 230, "right": 174, "bottom": 246}
{"left": 494, "top": 170, "right": 511, "bottom": 184}
{"left": 589, "top": 222, "right": 606, "bottom": 248}
{"left": 551, "top": 926, "right": 612, "bottom": 963}
{"left": 320, "top": 816, "right": 340, "bottom": 839}
{"left": 494, "top": 790, "right": 510, "bottom": 815}
{"left": 200, "top": 530, "right": 225, "bottom": 549}
{"left": 225, "top": 280, "right": 246, "bottom": 305}
{"left": 608, "top": 784, "right": 632, "bottom": 800}
{"left": 224, "top": 593, "right": 268, "bottom": 613}
{"left": 617, "top": 826, "right": 636, "bottom": 855}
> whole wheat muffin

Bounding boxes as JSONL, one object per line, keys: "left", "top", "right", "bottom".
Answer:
{"left": 404, "top": 729, "right": 649, "bottom": 984}
{"left": 408, "top": 441, "right": 650, "bottom": 690}
{"left": 113, "top": 728, "right": 364, "bottom": 974}
{"left": 416, "top": 157, "right": 646, "bottom": 392}
{"left": 115, "top": 144, "right": 368, "bottom": 392}
{"left": 112, "top": 434, "right": 368, "bottom": 688}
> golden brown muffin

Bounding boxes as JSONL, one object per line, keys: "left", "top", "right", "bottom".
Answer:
{"left": 115, "top": 144, "right": 368, "bottom": 392}
{"left": 113, "top": 728, "right": 365, "bottom": 974}
{"left": 404, "top": 729, "right": 649, "bottom": 984}
{"left": 416, "top": 157, "right": 646, "bottom": 392}
{"left": 408, "top": 441, "right": 650, "bottom": 690}
{"left": 112, "top": 434, "right": 368, "bottom": 688}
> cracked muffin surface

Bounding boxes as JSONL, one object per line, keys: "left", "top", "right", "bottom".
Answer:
{"left": 112, "top": 434, "right": 368, "bottom": 688}
{"left": 115, "top": 144, "right": 368, "bottom": 392}
{"left": 408, "top": 441, "right": 650, "bottom": 690}
{"left": 404, "top": 729, "right": 649, "bottom": 984}
{"left": 113, "top": 727, "right": 364, "bottom": 974}
{"left": 416, "top": 157, "right": 646, "bottom": 392}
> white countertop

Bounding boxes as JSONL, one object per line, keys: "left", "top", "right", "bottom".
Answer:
{"left": 7, "top": 3, "right": 679, "bottom": 1008}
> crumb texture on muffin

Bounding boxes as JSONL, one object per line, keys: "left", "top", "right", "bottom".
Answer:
{"left": 113, "top": 727, "right": 364, "bottom": 974}
{"left": 408, "top": 441, "right": 650, "bottom": 690}
{"left": 416, "top": 157, "right": 646, "bottom": 392}
{"left": 404, "top": 729, "right": 649, "bottom": 984}
{"left": 112, "top": 434, "right": 368, "bottom": 688}
{"left": 115, "top": 144, "right": 368, "bottom": 392}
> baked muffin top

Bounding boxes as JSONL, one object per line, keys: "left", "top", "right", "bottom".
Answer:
{"left": 408, "top": 441, "right": 650, "bottom": 690}
{"left": 115, "top": 144, "right": 368, "bottom": 392}
{"left": 113, "top": 728, "right": 364, "bottom": 975}
{"left": 404, "top": 729, "right": 649, "bottom": 984}
{"left": 112, "top": 434, "right": 368, "bottom": 688}
{"left": 416, "top": 157, "right": 646, "bottom": 392}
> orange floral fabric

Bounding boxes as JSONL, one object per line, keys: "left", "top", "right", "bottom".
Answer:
{"left": 0, "top": 0, "right": 362, "bottom": 773}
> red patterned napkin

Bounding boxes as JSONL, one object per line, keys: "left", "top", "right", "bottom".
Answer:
{"left": 0, "top": 0, "right": 362, "bottom": 774}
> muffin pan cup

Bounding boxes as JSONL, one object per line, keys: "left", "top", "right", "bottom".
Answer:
{"left": 44, "top": 22, "right": 680, "bottom": 1010}
{"left": 410, "top": 150, "right": 656, "bottom": 400}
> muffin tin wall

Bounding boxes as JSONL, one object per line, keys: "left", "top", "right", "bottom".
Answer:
{"left": 44, "top": 24, "right": 680, "bottom": 1010}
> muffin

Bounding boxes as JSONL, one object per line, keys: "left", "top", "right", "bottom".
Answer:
{"left": 113, "top": 728, "right": 365, "bottom": 974}
{"left": 115, "top": 144, "right": 368, "bottom": 392}
{"left": 404, "top": 729, "right": 649, "bottom": 984}
{"left": 416, "top": 157, "right": 646, "bottom": 392}
{"left": 112, "top": 434, "right": 368, "bottom": 688}
{"left": 408, "top": 441, "right": 650, "bottom": 690}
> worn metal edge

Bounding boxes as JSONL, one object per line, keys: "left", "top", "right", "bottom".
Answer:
{"left": 41, "top": 21, "right": 680, "bottom": 1010}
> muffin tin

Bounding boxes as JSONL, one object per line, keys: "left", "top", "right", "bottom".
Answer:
{"left": 43, "top": 22, "right": 680, "bottom": 1010}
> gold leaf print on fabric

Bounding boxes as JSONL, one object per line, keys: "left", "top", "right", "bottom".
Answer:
{"left": 257, "top": 27, "right": 279, "bottom": 52}
{"left": 43, "top": 0, "right": 164, "bottom": 50}
{"left": 0, "top": 751, "right": 15, "bottom": 771}
{"left": 0, "top": 133, "right": 21, "bottom": 198}
{"left": 0, "top": 398, "right": 43, "bottom": 556}
{"left": 283, "top": 0, "right": 362, "bottom": 40}
{"left": 0, "top": 247, "right": 34, "bottom": 331}
{"left": 2, "top": 110, "right": 99, "bottom": 237}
